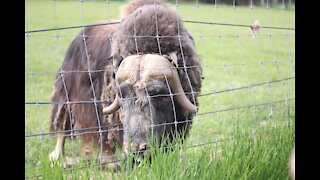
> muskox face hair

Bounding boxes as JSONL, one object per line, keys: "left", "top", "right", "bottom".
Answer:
{"left": 103, "top": 54, "right": 197, "bottom": 159}
{"left": 119, "top": 80, "right": 175, "bottom": 155}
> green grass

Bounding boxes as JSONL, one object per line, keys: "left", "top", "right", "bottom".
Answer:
{"left": 25, "top": 0, "right": 295, "bottom": 179}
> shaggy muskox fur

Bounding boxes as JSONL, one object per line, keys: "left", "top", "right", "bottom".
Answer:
{"left": 50, "top": 20, "right": 119, "bottom": 157}
{"left": 106, "top": 2, "right": 202, "bottom": 155}
{"left": 111, "top": 3, "right": 202, "bottom": 96}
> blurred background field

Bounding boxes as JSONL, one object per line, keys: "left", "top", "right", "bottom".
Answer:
{"left": 25, "top": 0, "right": 295, "bottom": 179}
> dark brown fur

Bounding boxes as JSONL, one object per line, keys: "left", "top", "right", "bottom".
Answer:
{"left": 50, "top": 20, "right": 119, "bottom": 156}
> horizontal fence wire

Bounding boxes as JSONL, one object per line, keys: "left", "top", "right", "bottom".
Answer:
{"left": 26, "top": 103, "right": 290, "bottom": 171}
{"left": 25, "top": 59, "right": 294, "bottom": 76}
{"left": 25, "top": 76, "right": 294, "bottom": 106}
{"left": 65, "top": 0, "right": 295, "bottom": 7}
{"left": 25, "top": 76, "right": 294, "bottom": 139}
{"left": 25, "top": 21, "right": 120, "bottom": 34}
{"left": 28, "top": 125, "right": 289, "bottom": 168}
{"left": 183, "top": 20, "right": 295, "bottom": 30}
{"left": 68, "top": 0, "right": 295, "bottom": 8}
{"left": 25, "top": 97, "right": 294, "bottom": 139}
{"left": 25, "top": 124, "right": 290, "bottom": 180}
{"left": 25, "top": 33, "right": 295, "bottom": 38}
{"left": 25, "top": 20, "right": 295, "bottom": 34}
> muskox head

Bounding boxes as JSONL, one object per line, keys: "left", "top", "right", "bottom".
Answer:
{"left": 103, "top": 54, "right": 197, "bottom": 156}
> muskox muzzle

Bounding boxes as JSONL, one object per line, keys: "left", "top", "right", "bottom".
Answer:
{"left": 103, "top": 54, "right": 197, "bottom": 156}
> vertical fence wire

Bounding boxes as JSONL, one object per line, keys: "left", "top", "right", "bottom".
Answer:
{"left": 25, "top": 0, "right": 47, "bottom": 163}
{"left": 79, "top": 0, "right": 105, "bottom": 165}
{"left": 52, "top": 0, "right": 76, "bottom": 170}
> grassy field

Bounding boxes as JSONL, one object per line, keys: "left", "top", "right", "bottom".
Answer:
{"left": 25, "top": 0, "right": 295, "bottom": 179}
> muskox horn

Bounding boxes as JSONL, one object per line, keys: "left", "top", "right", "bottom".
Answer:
{"left": 141, "top": 54, "right": 197, "bottom": 113}
{"left": 103, "top": 55, "right": 142, "bottom": 115}
{"left": 103, "top": 54, "right": 197, "bottom": 114}
{"left": 103, "top": 93, "right": 120, "bottom": 114}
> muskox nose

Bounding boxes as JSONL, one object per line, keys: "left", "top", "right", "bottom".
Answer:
{"left": 131, "top": 142, "right": 149, "bottom": 154}
{"left": 138, "top": 143, "right": 148, "bottom": 152}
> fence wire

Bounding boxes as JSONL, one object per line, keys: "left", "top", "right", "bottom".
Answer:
{"left": 26, "top": 124, "right": 290, "bottom": 179}
{"left": 25, "top": 20, "right": 294, "bottom": 34}
{"left": 25, "top": 0, "right": 295, "bottom": 178}
{"left": 26, "top": 97, "right": 294, "bottom": 139}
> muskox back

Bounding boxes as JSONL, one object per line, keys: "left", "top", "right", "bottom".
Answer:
{"left": 112, "top": 4, "right": 202, "bottom": 99}
{"left": 50, "top": 20, "right": 119, "bottom": 152}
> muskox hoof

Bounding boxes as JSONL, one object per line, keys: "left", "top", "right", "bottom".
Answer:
{"left": 100, "top": 157, "right": 121, "bottom": 171}
{"left": 49, "top": 150, "right": 61, "bottom": 162}
{"left": 81, "top": 146, "right": 93, "bottom": 156}
{"left": 63, "top": 156, "right": 77, "bottom": 168}
{"left": 48, "top": 151, "right": 64, "bottom": 167}
{"left": 106, "top": 161, "right": 121, "bottom": 171}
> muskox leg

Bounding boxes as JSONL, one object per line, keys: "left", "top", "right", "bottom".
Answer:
{"left": 49, "top": 133, "right": 65, "bottom": 161}
{"left": 99, "top": 131, "right": 123, "bottom": 170}
{"left": 100, "top": 115, "right": 123, "bottom": 170}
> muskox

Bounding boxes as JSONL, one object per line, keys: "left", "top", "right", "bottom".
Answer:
{"left": 49, "top": 0, "right": 202, "bottom": 168}
{"left": 103, "top": 2, "right": 202, "bottom": 157}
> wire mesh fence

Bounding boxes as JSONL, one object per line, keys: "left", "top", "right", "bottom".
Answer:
{"left": 25, "top": 0, "right": 295, "bottom": 178}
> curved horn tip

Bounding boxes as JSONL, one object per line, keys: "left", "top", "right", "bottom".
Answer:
{"left": 102, "top": 95, "right": 120, "bottom": 114}
{"left": 103, "top": 107, "right": 116, "bottom": 115}
{"left": 188, "top": 105, "right": 198, "bottom": 113}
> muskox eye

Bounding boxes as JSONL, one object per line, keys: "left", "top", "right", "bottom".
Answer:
{"left": 118, "top": 82, "right": 135, "bottom": 98}
{"left": 160, "top": 95, "right": 171, "bottom": 101}
{"left": 150, "top": 94, "right": 171, "bottom": 102}
{"left": 145, "top": 81, "right": 170, "bottom": 95}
